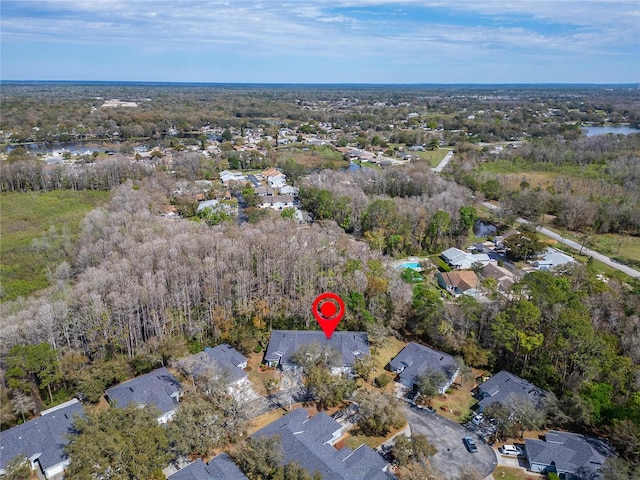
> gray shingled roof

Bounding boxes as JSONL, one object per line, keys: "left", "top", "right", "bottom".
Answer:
{"left": 252, "top": 408, "right": 395, "bottom": 480}
{"left": 264, "top": 330, "right": 370, "bottom": 368}
{"left": 179, "top": 344, "right": 248, "bottom": 384}
{"left": 105, "top": 367, "right": 181, "bottom": 415}
{"left": 477, "top": 370, "right": 545, "bottom": 411}
{"left": 0, "top": 399, "right": 84, "bottom": 474}
{"left": 168, "top": 454, "right": 248, "bottom": 480}
{"left": 388, "top": 342, "right": 458, "bottom": 388}
{"left": 525, "top": 430, "right": 611, "bottom": 479}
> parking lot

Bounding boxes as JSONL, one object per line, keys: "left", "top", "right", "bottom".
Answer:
{"left": 463, "top": 413, "right": 497, "bottom": 442}
{"left": 404, "top": 405, "right": 497, "bottom": 479}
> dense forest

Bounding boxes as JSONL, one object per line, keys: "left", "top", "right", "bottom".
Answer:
{"left": 1, "top": 83, "right": 639, "bottom": 478}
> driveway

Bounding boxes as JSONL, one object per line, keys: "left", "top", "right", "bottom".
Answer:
{"left": 433, "top": 149, "right": 454, "bottom": 173}
{"left": 404, "top": 405, "right": 497, "bottom": 479}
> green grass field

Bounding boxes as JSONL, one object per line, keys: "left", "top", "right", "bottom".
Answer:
{"left": 1, "top": 190, "right": 110, "bottom": 301}
{"left": 414, "top": 148, "right": 449, "bottom": 168}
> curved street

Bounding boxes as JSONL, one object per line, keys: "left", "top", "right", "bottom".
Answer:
{"left": 481, "top": 202, "right": 640, "bottom": 278}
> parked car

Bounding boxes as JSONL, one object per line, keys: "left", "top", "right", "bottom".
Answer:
{"left": 499, "top": 444, "right": 523, "bottom": 456}
{"left": 463, "top": 436, "right": 478, "bottom": 453}
{"left": 471, "top": 414, "right": 483, "bottom": 426}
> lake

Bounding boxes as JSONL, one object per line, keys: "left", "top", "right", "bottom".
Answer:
{"left": 583, "top": 126, "right": 640, "bottom": 137}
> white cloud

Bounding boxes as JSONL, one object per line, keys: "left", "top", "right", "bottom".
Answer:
{"left": 1, "top": 0, "right": 637, "bottom": 81}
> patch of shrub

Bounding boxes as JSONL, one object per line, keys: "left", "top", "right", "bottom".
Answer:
{"left": 375, "top": 374, "right": 392, "bottom": 388}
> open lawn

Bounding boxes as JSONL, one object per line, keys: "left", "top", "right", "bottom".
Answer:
{"left": 341, "top": 422, "right": 407, "bottom": 450}
{"left": 371, "top": 336, "right": 406, "bottom": 372}
{"left": 414, "top": 148, "right": 448, "bottom": 168}
{"left": 277, "top": 145, "right": 349, "bottom": 169}
{"left": 430, "top": 369, "right": 484, "bottom": 423}
{"left": 246, "top": 351, "right": 280, "bottom": 396}
{"left": 0, "top": 190, "right": 110, "bottom": 301}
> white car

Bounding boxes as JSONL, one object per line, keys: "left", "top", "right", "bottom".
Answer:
{"left": 471, "top": 414, "right": 483, "bottom": 425}
{"left": 499, "top": 444, "right": 523, "bottom": 456}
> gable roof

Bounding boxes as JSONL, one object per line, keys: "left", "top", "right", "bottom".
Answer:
{"left": 261, "top": 167, "right": 285, "bottom": 178}
{"left": 525, "top": 430, "right": 612, "bottom": 478}
{"left": 388, "top": 342, "right": 459, "bottom": 387}
{"left": 105, "top": 367, "right": 181, "bottom": 415}
{"left": 168, "top": 454, "right": 248, "bottom": 480}
{"left": 477, "top": 370, "right": 545, "bottom": 411}
{"left": 252, "top": 409, "right": 395, "bottom": 480}
{"left": 481, "top": 262, "right": 517, "bottom": 290}
{"left": 533, "top": 248, "right": 576, "bottom": 270}
{"left": 438, "top": 270, "right": 479, "bottom": 291}
{"left": 264, "top": 330, "right": 370, "bottom": 368}
{"left": 441, "top": 247, "right": 467, "bottom": 264}
{"left": 441, "top": 248, "right": 491, "bottom": 270}
{"left": 179, "top": 344, "right": 248, "bottom": 384}
{"left": 0, "top": 399, "right": 84, "bottom": 474}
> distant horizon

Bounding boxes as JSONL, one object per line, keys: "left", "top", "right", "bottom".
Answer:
{"left": 1, "top": 1, "right": 638, "bottom": 84}
{"left": 2, "top": 80, "right": 638, "bottom": 88}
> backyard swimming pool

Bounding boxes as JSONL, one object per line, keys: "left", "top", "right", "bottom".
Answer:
{"left": 398, "top": 262, "right": 421, "bottom": 270}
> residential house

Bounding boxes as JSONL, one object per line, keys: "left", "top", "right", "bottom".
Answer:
{"left": 259, "top": 195, "right": 295, "bottom": 210}
{"left": 168, "top": 454, "right": 248, "bottom": 480}
{"left": 480, "top": 261, "right": 518, "bottom": 292}
{"left": 440, "top": 247, "right": 491, "bottom": 270}
{"left": 279, "top": 185, "right": 299, "bottom": 196}
{"left": 196, "top": 199, "right": 219, "bottom": 213}
{"left": 178, "top": 344, "right": 256, "bottom": 400}
{"left": 105, "top": 367, "right": 182, "bottom": 424}
{"left": 388, "top": 342, "right": 459, "bottom": 393}
{"left": 264, "top": 330, "right": 370, "bottom": 374}
{"left": 475, "top": 370, "right": 545, "bottom": 413}
{"left": 179, "top": 344, "right": 247, "bottom": 382}
{"left": 436, "top": 270, "right": 479, "bottom": 296}
{"left": 219, "top": 170, "right": 246, "bottom": 185}
{"left": 531, "top": 248, "right": 576, "bottom": 271}
{"left": 252, "top": 408, "right": 395, "bottom": 480}
{"left": 525, "top": 431, "right": 612, "bottom": 479}
{"left": 254, "top": 186, "right": 276, "bottom": 196}
{"left": 261, "top": 167, "right": 287, "bottom": 188}
{"left": 0, "top": 399, "right": 84, "bottom": 479}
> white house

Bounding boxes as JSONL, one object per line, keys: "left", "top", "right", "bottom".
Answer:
{"left": 532, "top": 248, "right": 576, "bottom": 271}
{"left": 261, "top": 168, "right": 287, "bottom": 188}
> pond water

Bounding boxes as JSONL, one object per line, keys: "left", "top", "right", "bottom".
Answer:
{"left": 473, "top": 220, "right": 497, "bottom": 238}
{"left": 583, "top": 126, "right": 640, "bottom": 137}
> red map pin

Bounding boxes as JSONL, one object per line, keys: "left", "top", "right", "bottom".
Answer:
{"left": 312, "top": 292, "right": 345, "bottom": 339}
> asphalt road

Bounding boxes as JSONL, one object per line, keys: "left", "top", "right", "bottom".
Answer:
{"left": 481, "top": 202, "right": 640, "bottom": 278}
{"left": 404, "top": 405, "right": 497, "bottom": 479}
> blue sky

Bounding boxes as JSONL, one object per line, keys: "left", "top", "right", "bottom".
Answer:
{"left": 1, "top": 0, "right": 639, "bottom": 83}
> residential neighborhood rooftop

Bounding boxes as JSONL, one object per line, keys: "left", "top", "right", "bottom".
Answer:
{"left": 168, "top": 454, "right": 248, "bottom": 480}
{"left": 532, "top": 247, "right": 576, "bottom": 271}
{"left": 441, "top": 247, "right": 491, "bottom": 270}
{"left": 0, "top": 398, "right": 84, "bottom": 478}
{"left": 264, "top": 330, "right": 370, "bottom": 369}
{"left": 436, "top": 270, "right": 479, "bottom": 296}
{"left": 105, "top": 367, "right": 182, "bottom": 417}
{"left": 388, "top": 342, "right": 459, "bottom": 393}
{"left": 252, "top": 408, "right": 395, "bottom": 480}
{"left": 476, "top": 370, "right": 545, "bottom": 412}
{"left": 525, "top": 430, "right": 613, "bottom": 479}
{"left": 178, "top": 343, "right": 248, "bottom": 385}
